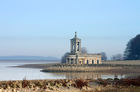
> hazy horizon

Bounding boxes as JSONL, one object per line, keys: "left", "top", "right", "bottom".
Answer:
{"left": 0, "top": 0, "right": 140, "bottom": 58}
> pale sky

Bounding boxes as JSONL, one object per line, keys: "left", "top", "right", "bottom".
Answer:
{"left": 0, "top": 0, "right": 140, "bottom": 58}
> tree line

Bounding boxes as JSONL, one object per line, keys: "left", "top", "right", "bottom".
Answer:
{"left": 102, "top": 34, "right": 140, "bottom": 61}
{"left": 61, "top": 34, "right": 140, "bottom": 62}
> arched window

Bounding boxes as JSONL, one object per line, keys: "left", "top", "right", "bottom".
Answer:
{"left": 73, "top": 44, "right": 75, "bottom": 51}
{"left": 97, "top": 60, "right": 99, "bottom": 64}
{"left": 79, "top": 61, "right": 82, "bottom": 64}
{"left": 92, "top": 60, "right": 94, "bottom": 64}
{"left": 77, "top": 42, "right": 79, "bottom": 51}
{"left": 71, "top": 59, "right": 73, "bottom": 64}
{"left": 87, "top": 60, "right": 89, "bottom": 64}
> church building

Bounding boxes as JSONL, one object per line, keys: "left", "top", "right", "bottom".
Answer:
{"left": 66, "top": 32, "right": 102, "bottom": 64}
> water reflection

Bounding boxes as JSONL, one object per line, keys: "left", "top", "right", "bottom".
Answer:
{"left": 50, "top": 72, "right": 126, "bottom": 79}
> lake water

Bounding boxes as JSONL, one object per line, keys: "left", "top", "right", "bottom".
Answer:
{"left": 0, "top": 61, "right": 139, "bottom": 81}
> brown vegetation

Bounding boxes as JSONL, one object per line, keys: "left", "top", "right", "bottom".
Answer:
{"left": 41, "top": 64, "right": 140, "bottom": 74}
{"left": 0, "top": 79, "right": 89, "bottom": 92}
{"left": 0, "top": 77, "right": 140, "bottom": 92}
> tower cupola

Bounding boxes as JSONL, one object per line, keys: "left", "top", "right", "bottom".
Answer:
{"left": 70, "top": 32, "right": 81, "bottom": 54}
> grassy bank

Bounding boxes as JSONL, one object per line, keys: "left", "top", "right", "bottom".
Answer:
{"left": 41, "top": 64, "right": 140, "bottom": 73}
{"left": 41, "top": 65, "right": 122, "bottom": 73}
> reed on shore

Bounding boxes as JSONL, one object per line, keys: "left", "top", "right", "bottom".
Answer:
{"left": 41, "top": 66, "right": 122, "bottom": 72}
{"left": 0, "top": 77, "right": 140, "bottom": 92}
{"left": 41, "top": 64, "right": 140, "bottom": 74}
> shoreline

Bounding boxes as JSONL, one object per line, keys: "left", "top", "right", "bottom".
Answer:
{"left": 3, "top": 61, "right": 140, "bottom": 91}
{"left": 14, "top": 63, "right": 140, "bottom": 74}
{"left": 12, "top": 63, "right": 60, "bottom": 69}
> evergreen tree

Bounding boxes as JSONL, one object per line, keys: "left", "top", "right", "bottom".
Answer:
{"left": 124, "top": 34, "right": 140, "bottom": 60}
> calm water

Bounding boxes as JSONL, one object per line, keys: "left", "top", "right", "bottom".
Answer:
{"left": 0, "top": 61, "right": 139, "bottom": 81}
{"left": 0, "top": 61, "right": 65, "bottom": 81}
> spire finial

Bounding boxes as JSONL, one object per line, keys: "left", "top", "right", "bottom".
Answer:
{"left": 75, "top": 32, "right": 77, "bottom": 38}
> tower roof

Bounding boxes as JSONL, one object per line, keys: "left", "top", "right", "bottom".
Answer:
{"left": 71, "top": 32, "right": 81, "bottom": 40}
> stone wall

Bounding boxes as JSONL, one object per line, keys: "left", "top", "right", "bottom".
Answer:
{"left": 66, "top": 54, "right": 102, "bottom": 65}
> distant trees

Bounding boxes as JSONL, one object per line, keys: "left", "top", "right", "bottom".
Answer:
{"left": 81, "top": 47, "right": 88, "bottom": 54}
{"left": 111, "top": 54, "right": 123, "bottom": 61}
{"left": 100, "top": 52, "right": 107, "bottom": 61}
{"left": 61, "top": 52, "right": 69, "bottom": 63}
{"left": 124, "top": 34, "right": 140, "bottom": 60}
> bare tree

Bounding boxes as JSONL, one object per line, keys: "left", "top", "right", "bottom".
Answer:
{"left": 111, "top": 54, "right": 123, "bottom": 61}
{"left": 100, "top": 52, "right": 107, "bottom": 61}
{"left": 81, "top": 47, "right": 88, "bottom": 54}
{"left": 61, "top": 52, "right": 69, "bottom": 63}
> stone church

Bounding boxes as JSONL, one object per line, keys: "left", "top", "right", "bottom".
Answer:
{"left": 66, "top": 32, "right": 102, "bottom": 64}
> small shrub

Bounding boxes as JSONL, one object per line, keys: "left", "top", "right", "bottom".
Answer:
{"left": 75, "top": 79, "right": 88, "bottom": 89}
{"left": 22, "top": 79, "right": 29, "bottom": 88}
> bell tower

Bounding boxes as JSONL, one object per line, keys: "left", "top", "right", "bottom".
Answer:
{"left": 70, "top": 32, "right": 81, "bottom": 54}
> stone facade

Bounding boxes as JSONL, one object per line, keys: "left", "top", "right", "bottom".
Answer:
{"left": 66, "top": 32, "right": 102, "bottom": 64}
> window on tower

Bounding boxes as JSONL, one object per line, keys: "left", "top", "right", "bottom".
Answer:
{"left": 77, "top": 42, "right": 79, "bottom": 51}
{"left": 73, "top": 45, "right": 74, "bottom": 51}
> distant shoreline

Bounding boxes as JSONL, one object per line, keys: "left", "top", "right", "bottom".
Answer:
{"left": 0, "top": 56, "right": 60, "bottom": 62}
{"left": 0, "top": 60, "right": 60, "bottom": 61}
{"left": 13, "top": 63, "right": 60, "bottom": 69}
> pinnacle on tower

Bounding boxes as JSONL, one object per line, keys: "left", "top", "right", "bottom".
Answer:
{"left": 75, "top": 32, "right": 77, "bottom": 38}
